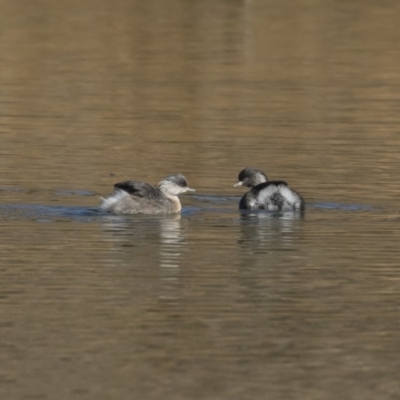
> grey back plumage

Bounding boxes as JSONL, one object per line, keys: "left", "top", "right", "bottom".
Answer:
{"left": 114, "top": 181, "right": 159, "bottom": 197}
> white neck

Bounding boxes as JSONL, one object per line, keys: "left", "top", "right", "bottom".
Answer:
{"left": 164, "top": 193, "right": 182, "bottom": 213}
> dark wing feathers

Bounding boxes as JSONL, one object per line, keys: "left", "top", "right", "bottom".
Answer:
{"left": 114, "top": 181, "right": 158, "bottom": 197}
{"left": 253, "top": 180, "right": 287, "bottom": 191}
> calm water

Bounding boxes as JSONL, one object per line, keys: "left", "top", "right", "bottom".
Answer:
{"left": 1, "top": 0, "right": 400, "bottom": 399}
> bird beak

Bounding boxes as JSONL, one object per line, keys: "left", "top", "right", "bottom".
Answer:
{"left": 233, "top": 181, "right": 243, "bottom": 187}
{"left": 186, "top": 187, "right": 195, "bottom": 192}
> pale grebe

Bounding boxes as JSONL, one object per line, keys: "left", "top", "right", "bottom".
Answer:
{"left": 100, "top": 173, "right": 194, "bottom": 215}
{"left": 234, "top": 167, "right": 304, "bottom": 211}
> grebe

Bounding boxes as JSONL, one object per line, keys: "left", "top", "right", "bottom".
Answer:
{"left": 234, "top": 167, "right": 304, "bottom": 211}
{"left": 100, "top": 173, "right": 194, "bottom": 214}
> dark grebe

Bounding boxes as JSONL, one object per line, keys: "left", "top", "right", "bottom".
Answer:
{"left": 234, "top": 167, "right": 304, "bottom": 211}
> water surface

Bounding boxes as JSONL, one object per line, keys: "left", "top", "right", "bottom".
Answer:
{"left": 1, "top": 1, "right": 400, "bottom": 399}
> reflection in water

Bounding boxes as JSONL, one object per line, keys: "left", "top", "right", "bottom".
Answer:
{"left": 236, "top": 210, "right": 305, "bottom": 310}
{"left": 158, "top": 216, "right": 185, "bottom": 301}
{"left": 101, "top": 214, "right": 185, "bottom": 301}
{"left": 238, "top": 210, "right": 304, "bottom": 253}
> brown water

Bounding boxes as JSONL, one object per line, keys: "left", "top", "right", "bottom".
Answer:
{"left": 1, "top": 0, "right": 400, "bottom": 399}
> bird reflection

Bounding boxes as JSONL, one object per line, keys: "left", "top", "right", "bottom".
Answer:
{"left": 237, "top": 210, "right": 304, "bottom": 253}
{"left": 158, "top": 216, "right": 185, "bottom": 301}
{"left": 101, "top": 213, "right": 185, "bottom": 301}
